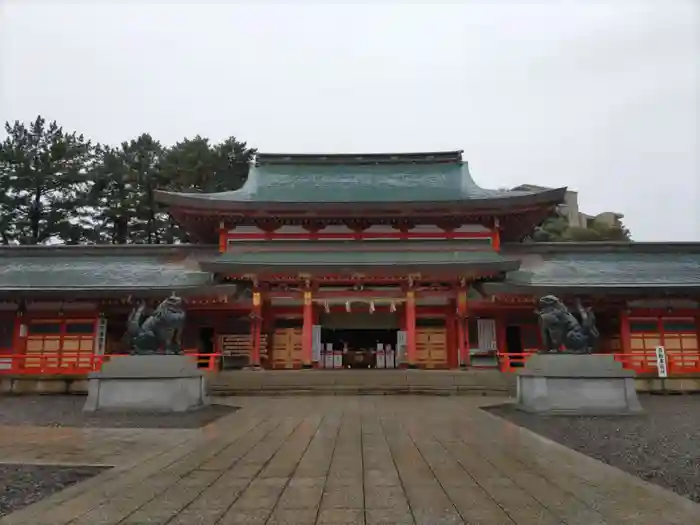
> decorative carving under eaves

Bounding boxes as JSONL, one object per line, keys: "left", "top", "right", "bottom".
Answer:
{"left": 491, "top": 294, "right": 536, "bottom": 305}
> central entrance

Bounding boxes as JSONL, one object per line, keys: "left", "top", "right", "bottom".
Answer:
{"left": 319, "top": 310, "right": 401, "bottom": 369}
{"left": 322, "top": 328, "right": 399, "bottom": 368}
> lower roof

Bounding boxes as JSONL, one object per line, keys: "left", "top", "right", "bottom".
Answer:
{"left": 199, "top": 249, "right": 519, "bottom": 276}
{"left": 0, "top": 242, "right": 699, "bottom": 297}
{"left": 486, "top": 242, "right": 700, "bottom": 295}
{"left": 0, "top": 245, "right": 222, "bottom": 298}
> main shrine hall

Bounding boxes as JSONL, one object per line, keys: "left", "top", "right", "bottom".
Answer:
{"left": 0, "top": 151, "right": 699, "bottom": 374}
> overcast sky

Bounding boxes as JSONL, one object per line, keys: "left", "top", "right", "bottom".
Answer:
{"left": 1, "top": 1, "right": 698, "bottom": 241}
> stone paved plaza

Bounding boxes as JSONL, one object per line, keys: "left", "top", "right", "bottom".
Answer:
{"left": 1, "top": 396, "right": 698, "bottom": 525}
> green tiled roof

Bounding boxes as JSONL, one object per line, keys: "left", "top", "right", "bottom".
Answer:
{"left": 200, "top": 248, "right": 520, "bottom": 274}
{"left": 516, "top": 253, "right": 700, "bottom": 287}
{"left": 154, "top": 152, "right": 566, "bottom": 207}
{"left": 487, "top": 245, "right": 700, "bottom": 292}
{"left": 0, "top": 250, "right": 214, "bottom": 293}
{"left": 220, "top": 162, "right": 505, "bottom": 202}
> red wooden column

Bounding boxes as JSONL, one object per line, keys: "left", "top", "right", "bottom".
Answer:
{"left": 446, "top": 301, "right": 457, "bottom": 369}
{"left": 620, "top": 309, "right": 631, "bottom": 354}
{"left": 457, "top": 288, "right": 470, "bottom": 367}
{"left": 496, "top": 315, "right": 507, "bottom": 371}
{"left": 302, "top": 290, "right": 313, "bottom": 368}
{"left": 250, "top": 290, "right": 262, "bottom": 367}
{"left": 405, "top": 290, "right": 417, "bottom": 368}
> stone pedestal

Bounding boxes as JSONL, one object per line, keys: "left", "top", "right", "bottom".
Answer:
{"left": 84, "top": 355, "right": 209, "bottom": 413}
{"left": 516, "top": 354, "right": 643, "bottom": 416}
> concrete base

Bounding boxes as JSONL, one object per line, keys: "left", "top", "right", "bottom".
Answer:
{"left": 84, "top": 355, "right": 209, "bottom": 412}
{"left": 516, "top": 354, "right": 644, "bottom": 415}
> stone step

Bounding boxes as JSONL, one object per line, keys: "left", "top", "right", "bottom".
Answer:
{"left": 209, "top": 369, "right": 516, "bottom": 396}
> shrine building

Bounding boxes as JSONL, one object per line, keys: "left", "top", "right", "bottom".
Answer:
{"left": 1, "top": 151, "right": 699, "bottom": 375}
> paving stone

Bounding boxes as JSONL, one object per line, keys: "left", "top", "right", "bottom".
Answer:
{"left": 276, "top": 478, "right": 325, "bottom": 510}
{"left": 266, "top": 508, "right": 318, "bottom": 525}
{"left": 167, "top": 478, "right": 250, "bottom": 525}
{"left": 316, "top": 508, "right": 365, "bottom": 524}
{"left": 364, "top": 485, "right": 409, "bottom": 510}
{"left": 364, "top": 469, "right": 401, "bottom": 487}
{"left": 118, "top": 469, "right": 220, "bottom": 524}
{"left": 320, "top": 486, "right": 364, "bottom": 509}
{"left": 218, "top": 508, "right": 270, "bottom": 525}
{"left": 365, "top": 508, "right": 415, "bottom": 525}
{"left": 412, "top": 511, "right": 465, "bottom": 525}
{"left": 1, "top": 396, "right": 698, "bottom": 525}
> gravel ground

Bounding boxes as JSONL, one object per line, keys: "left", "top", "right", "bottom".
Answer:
{"left": 0, "top": 464, "right": 107, "bottom": 517}
{"left": 0, "top": 396, "right": 238, "bottom": 429}
{"left": 486, "top": 394, "right": 700, "bottom": 503}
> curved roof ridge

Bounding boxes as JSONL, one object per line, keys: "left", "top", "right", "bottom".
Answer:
{"left": 255, "top": 150, "right": 464, "bottom": 165}
{"left": 458, "top": 163, "right": 536, "bottom": 199}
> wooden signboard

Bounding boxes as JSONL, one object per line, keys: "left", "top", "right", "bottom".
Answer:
{"left": 219, "top": 334, "right": 251, "bottom": 358}
{"left": 219, "top": 333, "right": 251, "bottom": 369}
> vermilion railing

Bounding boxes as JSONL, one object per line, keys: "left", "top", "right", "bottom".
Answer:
{"left": 0, "top": 352, "right": 107, "bottom": 375}
{"left": 183, "top": 351, "right": 221, "bottom": 371}
{"left": 0, "top": 351, "right": 222, "bottom": 375}
{"left": 667, "top": 352, "right": 700, "bottom": 374}
{"left": 498, "top": 351, "right": 700, "bottom": 374}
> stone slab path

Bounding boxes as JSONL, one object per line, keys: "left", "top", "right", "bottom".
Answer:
{"left": 1, "top": 396, "right": 698, "bottom": 525}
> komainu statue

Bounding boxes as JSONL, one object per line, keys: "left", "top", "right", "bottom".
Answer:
{"left": 536, "top": 295, "right": 599, "bottom": 354}
{"left": 124, "top": 296, "right": 186, "bottom": 355}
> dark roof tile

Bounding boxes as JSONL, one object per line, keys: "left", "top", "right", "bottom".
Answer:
{"left": 0, "top": 253, "right": 213, "bottom": 291}
{"left": 510, "top": 252, "right": 700, "bottom": 287}
{"left": 154, "top": 154, "right": 566, "bottom": 208}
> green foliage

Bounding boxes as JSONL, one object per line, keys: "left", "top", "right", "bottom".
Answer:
{"left": 88, "top": 144, "right": 137, "bottom": 244}
{"left": 531, "top": 217, "right": 569, "bottom": 242}
{"left": 89, "top": 135, "right": 168, "bottom": 244}
{"left": 161, "top": 135, "right": 255, "bottom": 193}
{"left": 533, "top": 214, "right": 632, "bottom": 242}
{"left": 0, "top": 116, "right": 94, "bottom": 244}
{"left": 1, "top": 116, "right": 255, "bottom": 244}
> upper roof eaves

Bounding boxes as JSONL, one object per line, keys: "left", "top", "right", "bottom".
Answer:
{"left": 154, "top": 150, "right": 567, "bottom": 210}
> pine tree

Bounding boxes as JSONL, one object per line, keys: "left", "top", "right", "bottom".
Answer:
{"left": 156, "top": 135, "right": 255, "bottom": 243}
{"left": 0, "top": 146, "right": 15, "bottom": 245}
{"left": 161, "top": 135, "right": 255, "bottom": 193}
{"left": 121, "top": 134, "right": 167, "bottom": 244}
{"left": 89, "top": 144, "right": 139, "bottom": 244}
{"left": 0, "top": 116, "right": 94, "bottom": 244}
{"left": 211, "top": 136, "right": 256, "bottom": 192}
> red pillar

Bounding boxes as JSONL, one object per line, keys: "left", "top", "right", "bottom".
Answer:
{"left": 302, "top": 290, "right": 313, "bottom": 368}
{"left": 620, "top": 309, "right": 631, "bottom": 354}
{"left": 406, "top": 290, "right": 417, "bottom": 368}
{"left": 497, "top": 315, "right": 507, "bottom": 371}
{"left": 457, "top": 288, "right": 469, "bottom": 367}
{"left": 250, "top": 291, "right": 262, "bottom": 367}
{"left": 446, "top": 302, "right": 457, "bottom": 369}
{"left": 456, "top": 319, "right": 465, "bottom": 367}
{"left": 463, "top": 316, "right": 470, "bottom": 366}
{"left": 492, "top": 228, "right": 501, "bottom": 251}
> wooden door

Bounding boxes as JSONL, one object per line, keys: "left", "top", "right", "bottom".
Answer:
{"left": 416, "top": 328, "right": 448, "bottom": 369}
{"left": 427, "top": 329, "right": 447, "bottom": 367}
{"left": 24, "top": 319, "right": 95, "bottom": 371}
{"left": 272, "top": 328, "right": 303, "bottom": 369}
